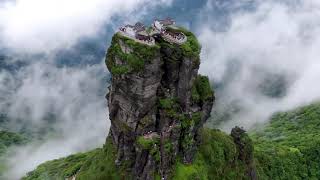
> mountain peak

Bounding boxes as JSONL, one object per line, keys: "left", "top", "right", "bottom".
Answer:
{"left": 105, "top": 21, "right": 214, "bottom": 179}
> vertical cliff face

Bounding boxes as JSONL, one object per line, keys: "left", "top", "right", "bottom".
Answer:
{"left": 105, "top": 28, "right": 214, "bottom": 179}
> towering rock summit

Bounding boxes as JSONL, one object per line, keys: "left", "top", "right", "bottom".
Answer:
{"left": 106, "top": 23, "right": 214, "bottom": 179}
{"left": 23, "top": 21, "right": 259, "bottom": 180}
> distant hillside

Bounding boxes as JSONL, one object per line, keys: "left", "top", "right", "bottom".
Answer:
{"left": 252, "top": 103, "right": 320, "bottom": 179}
{"left": 0, "top": 131, "right": 28, "bottom": 177}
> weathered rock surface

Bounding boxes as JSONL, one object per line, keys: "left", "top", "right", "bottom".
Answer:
{"left": 105, "top": 29, "right": 214, "bottom": 179}
{"left": 231, "top": 126, "right": 257, "bottom": 180}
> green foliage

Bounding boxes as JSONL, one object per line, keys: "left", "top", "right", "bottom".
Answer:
{"left": 192, "top": 75, "right": 214, "bottom": 103}
{"left": 124, "top": 37, "right": 160, "bottom": 60}
{"left": 166, "top": 27, "right": 201, "bottom": 58}
{"left": 172, "top": 128, "right": 247, "bottom": 179}
{"left": 76, "top": 139, "right": 123, "bottom": 180}
{"left": 138, "top": 116, "right": 153, "bottom": 129}
{"left": 0, "top": 131, "right": 27, "bottom": 156}
{"left": 173, "top": 161, "right": 207, "bottom": 180}
{"left": 106, "top": 33, "right": 160, "bottom": 76}
{"left": 181, "top": 134, "right": 194, "bottom": 151}
{"left": 136, "top": 136, "right": 159, "bottom": 150}
{"left": 150, "top": 145, "right": 161, "bottom": 163}
{"left": 240, "top": 133, "right": 254, "bottom": 161}
{"left": 110, "top": 65, "right": 129, "bottom": 75}
{"left": 23, "top": 139, "right": 122, "bottom": 180}
{"left": 251, "top": 103, "right": 320, "bottom": 179}
{"left": 179, "top": 112, "right": 202, "bottom": 152}
{"left": 0, "top": 131, "right": 28, "bottom": 177}
{"left": 158, "top": 98, "right": 182, "bottom": 119}
{"left": 137, "top": 136, "right": 160, "bottom": 162}
{"left": 116, "top": 120, "right": 133, "bottom": 133}
{"left": 23, "top": 150, "right": 97, "bottom": 180}
{"left": 158, "top": 98, "right": 177, "bottom": 109}
{"left": 164, "top": 139, "right": 174, "bottom": 154}
{"left": 191, "top": 112, "right": 202, "bottom": 125}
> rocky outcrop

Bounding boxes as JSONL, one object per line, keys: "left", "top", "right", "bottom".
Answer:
{"left": 105, "top": 27, "right": 214, "bottom": 179}
{"left": 231, "top": 126, "right": 257, "bottom": 180}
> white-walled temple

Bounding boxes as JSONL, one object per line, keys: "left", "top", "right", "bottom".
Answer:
{"left": 118, "top": 18, "right": 187, "bottom": 46}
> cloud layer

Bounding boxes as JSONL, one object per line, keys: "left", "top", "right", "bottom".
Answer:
{"left": 198, "top": 0, "right": 320, "bottom": 130}
{"left": 0, "top": 0, "right": 171, "bottom": 53}
{"left": 1, "top": 62, "right": 109, "bottom": 179}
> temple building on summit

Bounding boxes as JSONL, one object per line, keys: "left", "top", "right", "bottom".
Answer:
{"left": 118, "top": 18, "right": 187, "bottom": 46}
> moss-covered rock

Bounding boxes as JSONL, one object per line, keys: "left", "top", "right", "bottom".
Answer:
{"left": 136, "top": 136, "right": 160, "bottom": 150}
{"left": 165, "top": 27, "right": 201, "bottom": 59}
{"left": 170, "top": 128, "right": 248, "bottom": 180}
{"left": 106, "top": 33, "right": 160, "bottom": 76}
{"left": 192, "top": 75, "right": 214, "bottom": 104}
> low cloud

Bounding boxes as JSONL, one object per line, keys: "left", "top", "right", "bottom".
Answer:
{"left": 198, "top": 0, "right": 320, "bottom": 131}
{"left": 0, "top": 0, "right": 172, "bottom": 54}
{"left": 1, "top": 61, "right": 108, "bottom": 179}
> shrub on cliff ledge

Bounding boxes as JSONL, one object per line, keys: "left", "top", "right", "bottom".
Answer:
{"left": 192, "top": 75, "right": 214, "bottom": 103}
{"left": 137, "top": 136, "right": 160, "bottom": 150}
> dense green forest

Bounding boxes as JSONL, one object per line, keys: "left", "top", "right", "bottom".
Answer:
{"left": 252, "top": 103, "right": 320, "bottom": 179}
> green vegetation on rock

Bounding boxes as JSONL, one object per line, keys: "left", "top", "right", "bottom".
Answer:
{"left": 172, "top": 128, "right": 247, "bottom": 180}
{"left": 192, "top": 75, "right": 214, "bottom": 103}
{"left": 106, "top": 33, "right": 160, "bottom": 75}
{"left": 166, "top": 27, "right": 201, "bottom": 59}
{"left": 137, "top": 136, "right": 161, "bottom": 162}
{"left": 179, "top": 29, "right": 201, "bottom": 59}
{"left": 158, "top": 98, "right": 181, "bottom": 119}
{"left": 136, "top": 136, "right": 160, "bottom": 150}
{"left": 164, "top": 139, "right": 174, "bottom": 154}
{"left": 158, "top": 98, "right": 177, "bottom": 110}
